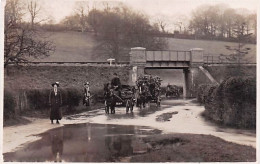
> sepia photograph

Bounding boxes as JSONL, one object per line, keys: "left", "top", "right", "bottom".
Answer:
{"left": 1, "top": 0, "right": 258, "bottom": 162}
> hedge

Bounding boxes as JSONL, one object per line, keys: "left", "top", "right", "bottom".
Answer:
{"left": 4, "top": 89, "right": 16, "bottom": 119}
{"left": 197, "top": 76, "right": 256, "bottom": 128}
{"left": 4, "top": 88, "right": 106, "bottom": 120}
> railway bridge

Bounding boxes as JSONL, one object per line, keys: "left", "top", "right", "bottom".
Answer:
{"left": 129, "top": 47, "right": 255, "bottom": 98}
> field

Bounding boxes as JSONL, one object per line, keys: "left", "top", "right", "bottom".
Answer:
{"left": 166, "top": 38, "right": 256, "bottom": 63}
{"left": 36, "top": 31, "right": 256, "bottom": 63}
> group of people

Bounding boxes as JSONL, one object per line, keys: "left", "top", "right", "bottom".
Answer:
{"left": 48, "top": 73, "right": 122, "bottom": 124}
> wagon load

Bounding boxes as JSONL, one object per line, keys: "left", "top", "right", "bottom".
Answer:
{"left": 166, "top": 85, "right": 182, "bottom": 98}
{"left": 136, "top": 75, "right": 162, "bottom": 107}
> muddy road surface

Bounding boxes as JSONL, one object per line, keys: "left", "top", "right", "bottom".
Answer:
{"left": 3, "top": 99, "right": 256, "bottom": 162}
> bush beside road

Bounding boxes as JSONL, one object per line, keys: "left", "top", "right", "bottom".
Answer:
{"left": 197, "top": 76, "right": 256, "bottom": 128}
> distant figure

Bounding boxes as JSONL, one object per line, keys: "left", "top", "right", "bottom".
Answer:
{"left": 111, "top": 73, "right": 122, "bottom": 97}
{"left": 83, "top": 82, "right": 91, "bottom": 106}
{"left": 49, "top": 82, "right": 62, "bottom": 124}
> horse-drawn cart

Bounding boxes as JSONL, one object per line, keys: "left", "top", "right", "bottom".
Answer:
{"left": 104, "top": 84, "right": 135, "bottom": 114}
{"left": 136, "top": 75, "right": 162, "bottom": 108}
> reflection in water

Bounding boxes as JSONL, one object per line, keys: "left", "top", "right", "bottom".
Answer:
{"left": 50, "top": 128, "right": 63, "bottom": 162}
{"left": 3, "top": 123, "right": 162, "bottom": 162}
{"left": 105, "top": 125, "right": 134, "bottom": 158}
{"left": 88, "top": 123, "right": 91, "bottom": 141}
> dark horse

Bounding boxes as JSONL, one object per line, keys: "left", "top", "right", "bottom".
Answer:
{"left": 104, "top": 83, "right": 116, "bottom": 114}
{"left": 136, "top": 82, "right": 149, "bottom": 109}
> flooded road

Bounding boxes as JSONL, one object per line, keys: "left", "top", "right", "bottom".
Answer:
{"left": 64, "top": 99, "right": 256, "bottom": 148}
{"left": 3, "top": 99, "right": 256, "bottom": 162}
{"left": 4, "top": 124, "right": 161, "bottom": 162}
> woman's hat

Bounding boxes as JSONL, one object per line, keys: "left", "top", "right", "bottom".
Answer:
{"left": 51, "top": 82, "right": 60, "bottom": 87}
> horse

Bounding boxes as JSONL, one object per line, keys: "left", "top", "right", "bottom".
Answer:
{"left": 104, "top": 83, "right": 116, "bottom": 114}
{"left": 136, "top": 82, "right": 149, "bottom": 109}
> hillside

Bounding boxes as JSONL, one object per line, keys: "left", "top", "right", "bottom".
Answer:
{"left": 166, "top": 38, "right": 256, "bottom": 63}
{"left": 36, "top": 31, "right": 102, "bottom": 62}
{"left": 36, "top": 31, "right": 256, "bottom": 63}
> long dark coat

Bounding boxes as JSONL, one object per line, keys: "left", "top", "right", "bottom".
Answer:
{"left": 49, "top": 90, "right": 62, "bottom": 120}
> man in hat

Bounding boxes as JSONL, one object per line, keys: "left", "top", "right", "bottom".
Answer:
{"left": 83, "top": 82, "right": 90, "bottom": 106}
{"left": 49, "top": 82, "right": 62, "bottom": 124}
{"left": 111, "top": 73, "right": 122, "bottom": 97}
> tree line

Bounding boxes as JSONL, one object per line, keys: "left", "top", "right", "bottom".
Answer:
{"left": 58, "top": 2, "right": 168, "bottom": 59}
{"left": 189, "top": 4, "right": 256, "bottom": 43}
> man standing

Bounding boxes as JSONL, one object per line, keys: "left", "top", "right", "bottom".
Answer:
{"left": 49, "top": 82, "right": 62, "bottom": 124}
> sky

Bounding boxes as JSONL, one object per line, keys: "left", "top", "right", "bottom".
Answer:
{"left": 2, "top": 0, "right": 259, "bottom": 27}
{"left": 18, "top": 0, "right": 258, "bottom": 24}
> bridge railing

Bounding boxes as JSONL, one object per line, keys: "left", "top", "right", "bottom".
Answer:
{"left": 203, "top": 54, "right": 255, "bottom": 64}
{"left": 146, "top": 50, "right": 191, "bottom": 62}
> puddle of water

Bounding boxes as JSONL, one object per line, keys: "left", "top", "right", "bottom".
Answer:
{"left": 3, "top": 123, "right": 162, "bottom": 162}
{"left": 156, "top": 111, "right": 178, "bottom": 122}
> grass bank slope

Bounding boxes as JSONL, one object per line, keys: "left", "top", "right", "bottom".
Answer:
{"left": 35, "top": 31, "right": 256, "bottom": 63}
{"left": 167, "top": 38, "right": 256, "bottom": 63}
{"left": 37, "top": 31, "right": 101, "bottom": 62}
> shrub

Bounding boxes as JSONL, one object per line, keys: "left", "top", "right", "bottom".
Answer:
{"left": 221, "top": 77, "right": 256, "bottom": 128}
{"left": 204, "top": 84, "right": 224, "bottom": 123}
{"left": 4, "top": 89, "right": 16, "bottom": 119}
{"left": 197, "top": 84, "right": 217, "bottom": 104}
{"left": 26, "top": 89, "right": 50, "bottom": 110}
{"left": 62, "top": 88, "right": 83, "bottom": 111}
{"left": 202, "top": 76, "right": 256, "bottom": 128}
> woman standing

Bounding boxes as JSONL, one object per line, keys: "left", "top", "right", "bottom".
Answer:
{"left": 49, "top": 82, "right": 62, "bottom": 124}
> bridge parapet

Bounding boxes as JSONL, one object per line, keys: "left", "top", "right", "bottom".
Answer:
{"left": 190, "top": 48, "right": 204, "bottom": 66}
{"left": 146, "top": 50, "right": 191, "bottom": 62}
{"left": 130, "top": 47, "right": 146, "bottom": 65}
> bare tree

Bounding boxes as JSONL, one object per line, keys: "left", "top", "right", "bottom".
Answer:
{"left": 4, "top": 0, "right": 55, "bottom": 68}
{"left": 27, "top": 0, "right": 41, "bottom": 28}
{"left": 74, "top": 1, "right": 89, "bottom": 32}
{"left": 5, "top": 0, "right": 24, "bottom": 26}
{"left": 4, "top": 26, "right": 55, "bottom": 68}
{"left": 152, "top": 14, "right": 169, "bottom": 33}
